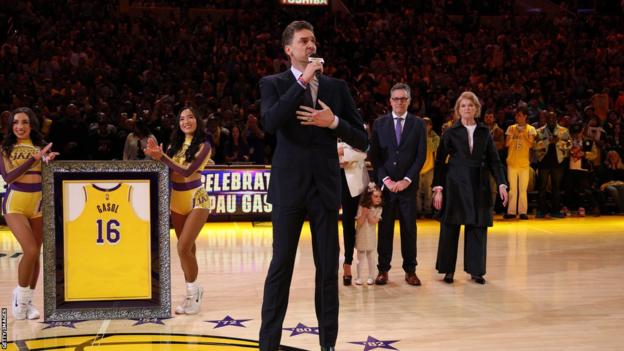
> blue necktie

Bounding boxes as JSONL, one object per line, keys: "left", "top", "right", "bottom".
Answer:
{"left": 395, "top": 117, "right": 403, "bottom": 144}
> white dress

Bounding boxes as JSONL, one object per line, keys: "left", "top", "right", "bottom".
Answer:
{"left": 355, "top": 206, "right": 382, "bottom": 251}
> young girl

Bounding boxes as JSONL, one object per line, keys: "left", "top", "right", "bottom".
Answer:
{"left": 144, "top": 107, "right": 211, "bottom": 315}
{"left": 354, "top": 183, "right": 383, "bottom": 285}
{"left": 1, "top": 107, "right": 57, "bottom": 319}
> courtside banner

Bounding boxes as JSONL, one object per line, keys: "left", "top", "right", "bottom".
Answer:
{"left": 202, "top": 166, "right": 272, "bottom": 221}
{"left": 0, "top": 166, "right": 273, "bottom": 222}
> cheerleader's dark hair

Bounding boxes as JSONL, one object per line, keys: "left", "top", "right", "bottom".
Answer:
{"left": 2, "top": 107, "right": 47, "bottom": 157}
{"left": 166, "top": 107, "right": 208, "bottom": 163}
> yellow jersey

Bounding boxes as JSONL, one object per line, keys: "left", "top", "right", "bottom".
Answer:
{"left": 1, "top": 139, "right": 41, "bottom": 174}
{"left": 63, "top": 182, "right": 151, "bottom": 301}
{"left": 171, "top": 137, "right": 211, "bottom": 172}
{"left": 506, "top": 124, "right": 537, "bottom": 168}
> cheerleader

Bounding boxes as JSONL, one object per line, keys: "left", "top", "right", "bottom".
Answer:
{"left": 144, "top": 107, "right": 211, "bottom": 315}
{"left": 1, "top": 107, "right": 58, "bottom": 319}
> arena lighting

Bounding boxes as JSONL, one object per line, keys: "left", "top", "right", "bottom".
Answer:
{"left": 280, "top": 0, "right": 329, "bottom": 6}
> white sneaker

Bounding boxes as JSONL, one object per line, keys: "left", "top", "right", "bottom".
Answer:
{"left": 367, "top": 278, "right": 374, "bottom": 285}
{"left": 175, "top": 296, "right": 190, "bottom": 314}
{"left": 27, "top": 302, "right": 40, "bottom": 320}
{"left": 354, "top": 278, "right": 363, "bottom": 285}
{"left": 12, "top": 287, "right": 28, "bottom": 320}
{"left": 183, "top": 286, "right": 203, "bottom": 315}
{"left": 26, "top": 289, "right": 40, "bottom": 320}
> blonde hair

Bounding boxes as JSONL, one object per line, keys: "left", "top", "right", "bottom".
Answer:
{"left": 606, "top": 150, "right": 624, "bottom": 169}
{"left": 453, "top": 91, "right": 482, "bottom": 120}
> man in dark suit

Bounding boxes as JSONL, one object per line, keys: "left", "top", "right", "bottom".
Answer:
{"left": 258, "top": 20, "right": 369, "bottom": 351}
{"left": 370, "top": 83, "right": 427, "bottom": 286}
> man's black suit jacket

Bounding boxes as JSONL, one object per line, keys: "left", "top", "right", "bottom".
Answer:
{"left": 370, "top": 112, "right": 427, "bottom": 193}
{"left": 260, "top": 70, "right": 369, "bottom": 210}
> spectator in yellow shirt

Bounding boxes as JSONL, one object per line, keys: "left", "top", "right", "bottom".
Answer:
{"left": 504, "top": 106, "right": 537, "bottom": 219}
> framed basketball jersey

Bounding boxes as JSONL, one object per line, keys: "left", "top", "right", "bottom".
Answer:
{"left": 41, "top": 161, "right": 171, "bottom": 321}
{"left": 63, "top": 181, "right": 151, "bottom": 301}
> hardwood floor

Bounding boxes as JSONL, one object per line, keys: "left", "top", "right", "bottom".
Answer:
{"left": 1, "top": 216, "right": 623, "bottom": 350}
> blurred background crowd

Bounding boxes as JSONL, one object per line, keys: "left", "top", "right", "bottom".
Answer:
{"left": 1, "top": 0, "right": 623, "bottom": 214}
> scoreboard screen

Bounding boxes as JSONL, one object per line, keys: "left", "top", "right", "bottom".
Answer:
{"left": 280, "top": 0, "right": 329, "bottom": 6}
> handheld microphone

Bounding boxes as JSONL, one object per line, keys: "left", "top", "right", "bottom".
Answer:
{"left": 308, "top": 53, "right": 324, "bottom": 77}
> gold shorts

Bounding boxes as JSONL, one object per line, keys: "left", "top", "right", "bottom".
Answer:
{"left": 170, "top": 180, "right": 210, "bottom": 215}
{"left": 2, "top": 182, "right": 42, "bottom": 219}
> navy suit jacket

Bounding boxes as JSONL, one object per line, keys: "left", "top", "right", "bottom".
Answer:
{"left": 260, "top": 70, "right": 369, "bottom": 210}
{"left": 370, "top": 112, "right": 427, "bottom": 193}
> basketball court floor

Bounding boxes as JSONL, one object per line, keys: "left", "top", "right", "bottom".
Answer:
{"left": 1, "top": 217, "right": 623, "bottom": 350}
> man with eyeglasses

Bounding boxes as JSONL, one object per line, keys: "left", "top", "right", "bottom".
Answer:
{"left": 370, "top": 83, "right": 427, "bottom": 286}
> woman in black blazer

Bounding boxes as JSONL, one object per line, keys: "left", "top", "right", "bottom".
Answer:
{"left": 432, "top": 91, "right": 508, "bottom": 284}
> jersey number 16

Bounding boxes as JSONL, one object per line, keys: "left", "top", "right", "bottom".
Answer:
{"left": 96, "top": 219, "right": 120, "bottom": 244}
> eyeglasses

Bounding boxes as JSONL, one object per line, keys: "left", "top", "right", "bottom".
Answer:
{"left": 391, "top": 97, "right": 409, "bottom": 102}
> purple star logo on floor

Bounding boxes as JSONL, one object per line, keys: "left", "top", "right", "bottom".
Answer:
{"left": 205, "top": 315, "right": 252, "bottom": 328}
{"left": 131, "top": 317, "right": 171, "bottom": 326}
{"left": 350, "top": 336, "right": 400, "bottom": 351}
{"left": 283, "top": 322, "right": 320, "bottom": 337}
{"left": 40, "top": 321, "right": 85, "bottom": 330}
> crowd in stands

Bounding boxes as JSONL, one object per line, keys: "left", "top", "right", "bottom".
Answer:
{"left": 1, "top": 0, "right": 623, "bottom": 214}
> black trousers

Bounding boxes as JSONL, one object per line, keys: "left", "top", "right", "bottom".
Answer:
{"left": 564, "top": 170, "right": 597, "bottom": 210}
{"left": 377, "top": 189, "right": 417, "bottom": 273}
{"left": 436, "top": 222, "right": 487, "bottom": 276}
{"left": 340, "top": 170, "right": 360, "bottom": 265}
{"left": 538, "top": 166, "right": 565, "bottom": 214}
{"left": 259, "top": 191, "right": 339, "bottom": 350}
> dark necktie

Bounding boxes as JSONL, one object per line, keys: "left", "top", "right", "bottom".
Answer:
{"left": 395, "top": 117, "right": 403, "bottom": 144}
{"left": 301, "top": 76, "right": 318, "bottom": 108}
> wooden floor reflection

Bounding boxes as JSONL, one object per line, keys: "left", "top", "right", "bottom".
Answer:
{"left": 1, "top": 216, "right": 623, "bottom": 350}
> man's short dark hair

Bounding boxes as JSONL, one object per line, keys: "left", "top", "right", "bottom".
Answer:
{"left": 282, "top": 20, "right": 314, "bottom": 47}
{"left": 390, "top": 83, "right": 411, "bottom": 99}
